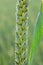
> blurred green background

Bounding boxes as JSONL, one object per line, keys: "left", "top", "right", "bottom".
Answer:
{"left": 0, "top": 0, "right": 43, "bottom": 65}
{"left": 0, "top": 0, "right": 16, "bottom": 65}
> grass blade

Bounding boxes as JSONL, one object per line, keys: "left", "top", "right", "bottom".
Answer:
{"left": 28, "top": 13, "right": 41, "bottom": 65}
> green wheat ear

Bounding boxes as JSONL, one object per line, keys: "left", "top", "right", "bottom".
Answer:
{"left": 15, "top": 0, "right": 29, "bottom": 65}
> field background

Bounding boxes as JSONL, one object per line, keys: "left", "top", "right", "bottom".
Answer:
{"left": 0, "top": 0, "right": 43, "bottom": 65}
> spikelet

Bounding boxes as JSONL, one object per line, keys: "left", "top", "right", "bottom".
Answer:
{"left": 15, "top": 0, "right": 29, "bottom": 65}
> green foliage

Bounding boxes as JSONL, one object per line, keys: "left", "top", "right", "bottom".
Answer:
{"left": 0, "top": 0, "right": 15, "bottom": 65}
{"left": 28, "top": 2, "right": 43, "bottom": 65}
{"left": 28, "top": 13, "right": 41, "bottom": 65}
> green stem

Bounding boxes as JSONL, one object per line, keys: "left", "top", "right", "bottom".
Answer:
{"left": 41, "top": 0, "right": 43, "bottom": 12}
